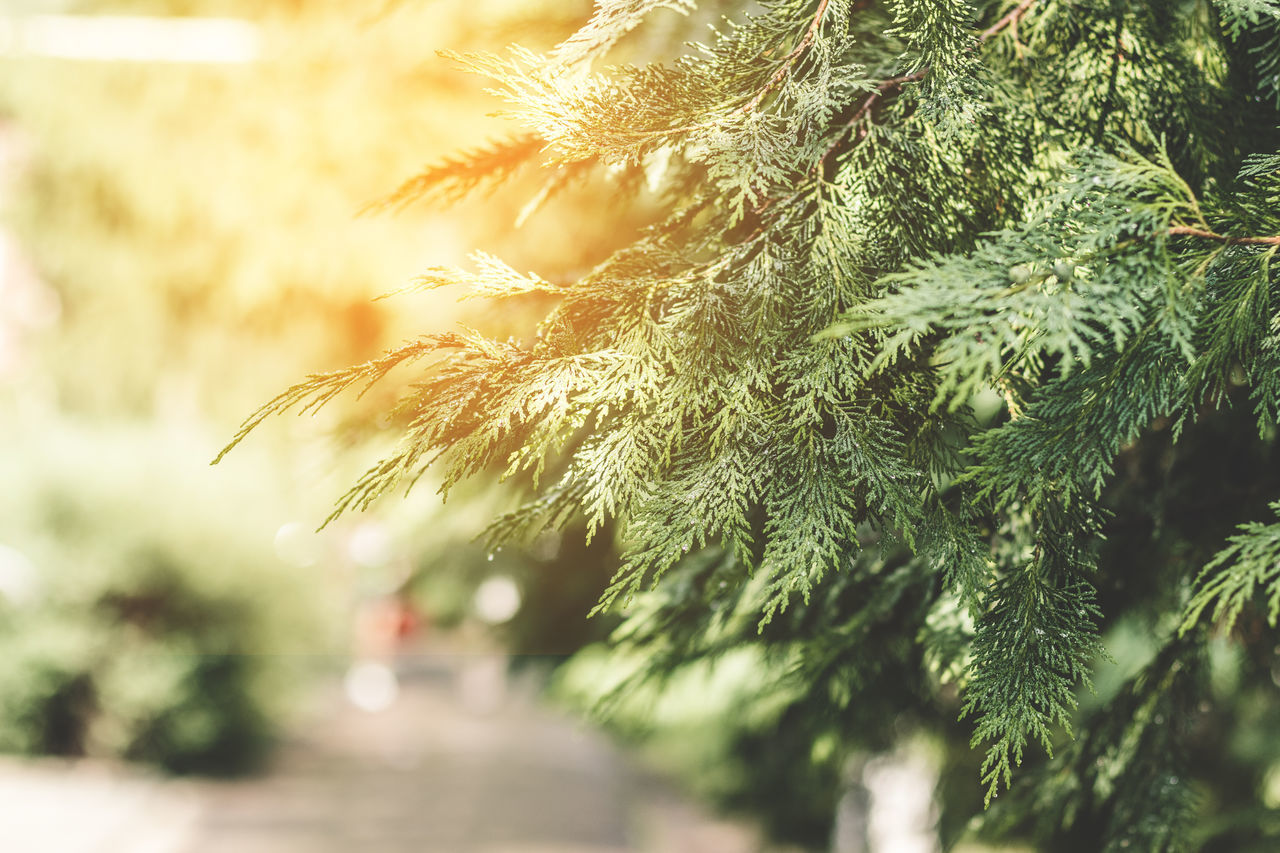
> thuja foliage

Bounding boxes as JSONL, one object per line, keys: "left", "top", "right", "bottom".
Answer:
{"left": 224, "top": 0, "right": 1280, "bottom": 847}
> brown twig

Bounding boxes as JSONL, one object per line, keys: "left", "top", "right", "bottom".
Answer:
{"left": 980, "top": 0, "right": 1036, "bottom": 41}
{"left": 738, "top": 0, "right": 832, "bottom": 115}
{"left": 1167, "top": 226, "right": 1280, "bottom": 246}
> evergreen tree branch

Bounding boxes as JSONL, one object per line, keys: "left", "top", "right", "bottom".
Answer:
{"left": 223, "top": 4, "right": 1280, "bottom": 826}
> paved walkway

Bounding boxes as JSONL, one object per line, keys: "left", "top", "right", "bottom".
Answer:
{"left": 0, "top": 655, "right": 767, "bottom": 853}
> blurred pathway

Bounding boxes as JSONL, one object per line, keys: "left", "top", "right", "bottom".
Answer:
{"left": 0, "top": 655, "right": 767, "bottom": 853}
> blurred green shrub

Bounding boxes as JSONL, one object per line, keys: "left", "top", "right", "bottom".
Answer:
{"left": 0, "top": 421, "right": 329, "bottom": 774}
{"left": 0, "top": 571, "right": 274, "bottom": 773}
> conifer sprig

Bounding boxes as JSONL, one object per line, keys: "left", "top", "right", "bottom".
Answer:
{"left": 1181, "top": 501, "right": 1280, "bottom": 634}
{"left": 963, "top": 565, "right": 1106, "bottom": 805}
{"left": 551, "top": 0, "right": 697, "bottom": 68}
{"left": 361, "top": 133, "right": 547, "bottom": 214}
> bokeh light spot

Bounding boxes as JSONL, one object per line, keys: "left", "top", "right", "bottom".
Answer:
{"left": 473, "top": 576, "right": 521, "bottom": 625}
{"left": 343, "top": 661, "right": 399, "bottom": 713}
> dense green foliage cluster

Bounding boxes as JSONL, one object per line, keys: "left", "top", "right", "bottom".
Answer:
{"left": 232, "top": 0, "right": 1280, "bottom": 847}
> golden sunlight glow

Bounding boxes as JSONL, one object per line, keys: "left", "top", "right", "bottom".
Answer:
{"left": 0, "top": 15, "right": 261, "bottom": 64}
